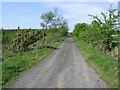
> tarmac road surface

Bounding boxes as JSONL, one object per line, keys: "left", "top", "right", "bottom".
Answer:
{"left": 10, "top": 37, "right": 107, "bottom": 88}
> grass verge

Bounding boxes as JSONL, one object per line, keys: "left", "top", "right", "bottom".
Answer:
{"left": 73, "top": 37, "right": 118, "bottom": 88}
{"left": 2, "top": 40, "right": 63, "bottom": 87}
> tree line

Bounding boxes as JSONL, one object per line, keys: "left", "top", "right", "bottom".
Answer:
{"left": 73, "top": 4, "right": 119, "bottom": 54}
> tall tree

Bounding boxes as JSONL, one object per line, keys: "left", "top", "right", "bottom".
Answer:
{"left": 40, "top": 8, "right": 68, "bottom": 30}
{"left": 41, "top": 11, "right": 55, "bottom": 30}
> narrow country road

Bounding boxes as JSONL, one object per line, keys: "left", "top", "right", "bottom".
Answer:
{"left": 10, "top": 37, "right": 108, "bottom": 88}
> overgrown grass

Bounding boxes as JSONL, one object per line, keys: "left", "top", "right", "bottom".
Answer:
{"left": 2, "top": 40, "right": 63, "bottom": 87}
{"left": 73, "top": 37, "right": 118, "bottom": 88}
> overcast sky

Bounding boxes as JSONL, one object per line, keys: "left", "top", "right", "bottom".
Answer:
{"left": 1, "top": 0, "right": 119, "bottom": 31}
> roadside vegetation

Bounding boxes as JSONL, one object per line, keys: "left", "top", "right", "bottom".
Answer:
{"left": 2, "top": 9, "right": 68, "bottom": 87}
{"left": 74, "top": 38, "right": 118, "bottom": 88}
{"left": 73, "top": 4, "right": 119, "bottom": 88}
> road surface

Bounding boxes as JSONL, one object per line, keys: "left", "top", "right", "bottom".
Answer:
{"left": 10, "top": 37, "right": 108, "bottom": 88}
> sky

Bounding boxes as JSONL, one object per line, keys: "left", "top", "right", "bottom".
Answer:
{"left": 1, "top": 0, "right": 119, "bottom": 32}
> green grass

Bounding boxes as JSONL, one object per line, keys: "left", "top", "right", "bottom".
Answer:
{"left": 73, "top": 37, "right": 118, "bottom": 88}
{"left": 2, "top": 41, "right": 62, "bottom": 87}
{"left": 0, "top": 33, "right": 2, "bottom": 43}
{"left": 0, "top": 62, "right": 2, "bottom": 90}
{"left": 2, "top": 30, "right": 16, "bottom": 44}
{"left": 1, "top": 29, "right": 67, "bottom": 87}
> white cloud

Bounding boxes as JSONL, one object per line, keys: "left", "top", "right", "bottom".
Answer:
{"left": 59, "top": 3, "right": 104, "bottom": 14}
{"left": 39, "top": 3, "right": 107, "bottom": 31}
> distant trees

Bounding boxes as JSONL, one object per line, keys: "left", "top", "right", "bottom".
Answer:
{"left": 40, "top": 8, "right": 68, "bottom": 44}
{"left": 18, "top": 26, "right": 20, "bottom": 30}
{"left": 40, "top": 8, "right": 68, "bottom": 30}
{"left": 41, "top": 11, "right": 55, "bottom": 30}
